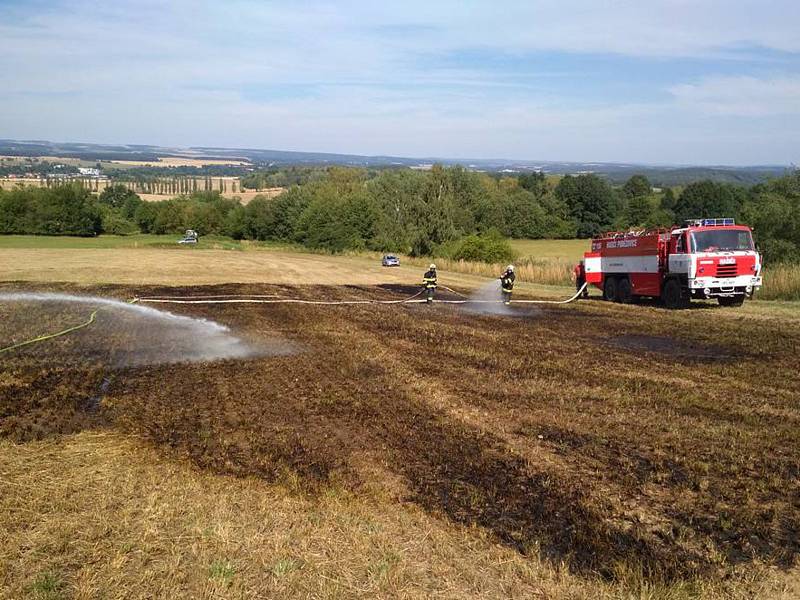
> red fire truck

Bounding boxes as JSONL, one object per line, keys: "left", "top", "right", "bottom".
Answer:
{"left": 583, "top": 218, "right": 762, "bottom": 308}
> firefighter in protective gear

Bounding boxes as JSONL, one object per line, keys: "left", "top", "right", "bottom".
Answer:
{"left": 572, "top": 260, "right": 589, "bottom": 298}
{"left": 500, "top": 265, "right": 515, "bottom": 305}
{"left": 422, "top": 264, "right": 437, "bottom": 303}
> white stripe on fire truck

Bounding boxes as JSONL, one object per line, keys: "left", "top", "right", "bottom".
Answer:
{"left": 584, "top": 255, "right": 659, "bottom": 274}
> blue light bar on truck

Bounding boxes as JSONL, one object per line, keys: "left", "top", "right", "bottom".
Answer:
{"left": 702, "top": 218, "right": 735, "bottom": 226}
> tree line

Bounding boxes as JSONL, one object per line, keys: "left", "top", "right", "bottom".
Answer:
{"left": 105, "top": 177, "right": 240, "bottom": 195}
{"left": 0, "top": 167, "right": 798, "bottom": 263}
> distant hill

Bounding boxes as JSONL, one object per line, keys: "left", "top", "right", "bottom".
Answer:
{"left": 0, "top": 138, "right": 792, "bottom": 186}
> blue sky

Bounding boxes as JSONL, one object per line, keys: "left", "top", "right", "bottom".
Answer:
{"left": 0, "top": 0, "right": 798, "bottom": 165}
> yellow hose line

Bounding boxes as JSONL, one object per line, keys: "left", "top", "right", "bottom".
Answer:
{"left": 0, "top": 308, "right": 100, "bottom": 355}
{"left": 0, "top": 284, "right": 587, "bottom": 357}
{"left": 0, "top": 297, "right": 139, "bottom": 356}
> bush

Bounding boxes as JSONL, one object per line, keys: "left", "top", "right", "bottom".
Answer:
{"left": 0, "top": 184, "right": 101, "bottom": 236}
{"left": 133, "top": 202, "right": 156, "bottom": 233}
{"left": 444, "top": 232, "right": 516, "bottom": 263}
{"left": 223, "top": 205, "right": 247, "bottom": 239}
{"left": 99, "top": 184, "right": 140, "bottom": 209}
{"left": 101, "top": 212, "right": 139, "bottom": 235}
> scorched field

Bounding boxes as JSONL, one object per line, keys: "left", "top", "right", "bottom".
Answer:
{"left": 1, "top": 280, "right": 799, "bottom": 599}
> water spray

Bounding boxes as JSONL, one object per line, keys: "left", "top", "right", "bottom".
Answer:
{"left": 0, "top": 292, "right": 266, "bottom": 364}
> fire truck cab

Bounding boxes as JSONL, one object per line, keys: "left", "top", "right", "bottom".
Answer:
{"left": 584, "top": 218, "right": 762, "bottom": 309}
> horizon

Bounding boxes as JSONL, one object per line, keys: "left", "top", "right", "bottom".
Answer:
{"left": 1, "top": 1, "right": 799, "bottom": 166}
{"left": 1, "top": 137, "right": 794, "bottom": 170}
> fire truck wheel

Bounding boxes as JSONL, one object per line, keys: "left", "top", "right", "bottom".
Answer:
{"left": 603, "top": 277, "right": 618, "bottom": 302}
{"left": 718, "top": 295, "right": 745, "bottom": 307}
{"left": 662, "top": 279, "right": 688, "bottom": 309}
{"left": 617, "top": 278, "right": 633, "bottom": 303}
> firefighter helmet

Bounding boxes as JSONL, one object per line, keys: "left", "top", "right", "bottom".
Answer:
{"left": 430, "top": 263, "right": 436, "bottom": 270}
{"left": 507, "top": 264, "right": 515, "bottom": 272}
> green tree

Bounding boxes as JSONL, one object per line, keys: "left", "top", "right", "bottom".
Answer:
{"left": 555, "top": 174, "right": 616, "bottom": 237}
{"left": 623, "top": 195, "right": 654, "bottom": 227}
{"left": 673, "top": 181, "right": 746, "bottom": 223}
{"left": 26, "top": 184, "right": 102, "bottom": 236}
{"left": 134, "top": 202, "right": 156, "bottom": 233}
{"left": 518, "top": 171, "right": 546, "bottom": 195}
{"left": 740, "top": 172, "right": 800, "bottom": 263}
{"left": 151, "top": 199, "right": 187, "bottom": 234}
{"left": 223, "top": 205, "right": 248, "bottom": 239}
{"left": 245, "top": 186, "right": 311, "bottom": 241}
{"left": 661, "top": 187, "right": 676, "bottom": 211}
{"left": 409, "top": 165, "right": 464, "bottom": 255}
{"left": 622, "top": 174, "right": 651, "bottom": 199}
{"left": 0, "top": 188, "right": 30, "bottom": 233}
{"left": 99, "top": 184, "right": 141, "bottom": 209}
{"left": 366, "top": 169, "right": 426, "bottom": 252}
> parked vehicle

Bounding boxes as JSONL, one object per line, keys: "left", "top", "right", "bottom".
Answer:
{"left": 583, "top": 218, "right": 762, "bottom": 308}
{"left": 381, "top": 254, "right": 400, "bottom": 267}
{"left": 178, "top": 229, "right": 199, "bottom": 244}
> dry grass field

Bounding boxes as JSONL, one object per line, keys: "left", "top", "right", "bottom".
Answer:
{"left": 134, "top": 188, "right": 284, "bottom": 204}
{"left": 0, "top": 239, "right": 566, "bottom": 296}
{"left": 0, "top": 177, "right": 59, "bottom": 190}
{"left": 0, "top": 177, "right": 284, "bottom": 203}
{"left": 1, "top": 243, "right": 799, "bottom": 598}
{"left": 0, "top": 247, "right": 462, "bottom": 287}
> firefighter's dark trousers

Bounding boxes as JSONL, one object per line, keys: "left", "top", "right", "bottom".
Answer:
{"left": 426, "top": 287, "right": 435, "bottom": 303}
{"left": 577, "top": 276, "right": 588, "bottom": 298}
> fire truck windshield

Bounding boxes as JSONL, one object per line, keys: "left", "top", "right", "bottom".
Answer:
{"left": 690, "top": 229, "right": 754, "bottom": 253}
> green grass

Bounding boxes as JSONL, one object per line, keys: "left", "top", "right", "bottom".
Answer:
{"left": 272, "top": 557, "right": 301, "bottom": 577}
{"left": 0, "top": 235, "right": 590, "bottom": 257}
{"left": 759, "top": 262, "right": 800, "bottom": 301}
{"left": 29, "top": 571, "right": 66, "bottom": 600}
{"left": 208, "top": 560, "right": 236, "bottom": 585}
{"left": 0, "top": 234, "right": 287, "bottom": 251}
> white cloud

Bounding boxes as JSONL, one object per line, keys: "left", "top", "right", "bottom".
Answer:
{"left": 0, "top": 0, "right": 798, "bottom": 164}
{"left": 669, "top": 76, "right": 800, "bottom": 116}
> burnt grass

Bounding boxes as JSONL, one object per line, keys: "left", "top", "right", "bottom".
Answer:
{"left": 2, "top": 282, "right": 800, "bottom": 582}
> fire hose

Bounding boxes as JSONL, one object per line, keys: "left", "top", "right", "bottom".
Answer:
{"left": 0, "top": 298, "right": 139, "bottom": 355}
{"left": 0, "top": 285, "right": 588, "bottom": 354}
{"left": 134, "top": 283, "right": 589, "bottom": 306}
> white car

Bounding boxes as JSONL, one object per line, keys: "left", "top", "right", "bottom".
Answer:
{"left": 178, "top": 229, "right": 199, "bottom": 244}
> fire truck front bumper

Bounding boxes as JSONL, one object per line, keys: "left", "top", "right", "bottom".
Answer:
{"left": 689, "top": 276, "right": 762, "bottom": 298}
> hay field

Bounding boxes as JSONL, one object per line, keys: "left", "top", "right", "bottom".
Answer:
{"left": 510, "top": 238, "right": 587, "bottom": 260}
{"left": 136, "top": 187, "right": 284, "bottom": 204}
{"left": 2, "top": 240, "right": 800, "bottom": 598}
{"left": 0, "top": 178, "right": 58, "bottom": 190}
{"left": 0, "top": 177, "right": 283, "bottom": 203}
{"left": 0, "top": 246, "right": 571, "bottom": 301}
{"left": 0, "top": 235, "right": 565, "bottom": 294}
{"left": 2, "top": 279, "right": 800, "bottom": 598}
